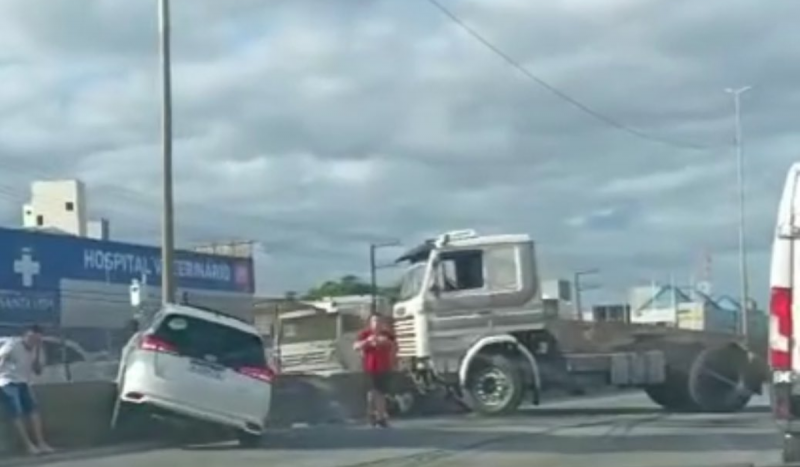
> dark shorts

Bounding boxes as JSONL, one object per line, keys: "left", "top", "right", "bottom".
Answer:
{"left": 365, "top": 372, "right": 392, "bottom": 394}
{"left": 0, "top": 383, "right": 37, "bottom": 419}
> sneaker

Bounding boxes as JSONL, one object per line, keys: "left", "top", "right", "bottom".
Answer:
{"left": 377, "top": 419, "right": 390, "bottom": 428}
{"left": 25, "top": 445, "right": 41, "bottom": 456}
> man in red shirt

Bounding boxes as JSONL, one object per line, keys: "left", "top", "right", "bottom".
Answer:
{"left": 354, "top": 314, "right": 396, "bottom": 427}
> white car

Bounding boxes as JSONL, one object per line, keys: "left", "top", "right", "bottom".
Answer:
{"left": 112, "top": 303, "right": 274, "bottom": 446}
{"left": 0, "top": 336, "right": 118, "bottom": 384}
{"left": 38, "top": 337, "right": 119, "bottom": 384}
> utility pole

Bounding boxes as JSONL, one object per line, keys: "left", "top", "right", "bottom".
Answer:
{"left": 369, "top": 241, "right": 401, "bottom": 315}
{"left": 159, "top": 0, "right": 176, "bottom": 304}
{"left": 573, "top": 269, "right": 599, "bottom": 321}
{"left": 726, "top": 86, "right": 752, "bottom": 338}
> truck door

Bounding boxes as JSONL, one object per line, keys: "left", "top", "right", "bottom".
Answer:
{"left": 427, "top": 249, "right": 491, "bottom": 312}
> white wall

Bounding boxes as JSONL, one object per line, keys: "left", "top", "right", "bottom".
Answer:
{"left": 86, "top": 219, "right": 110, "bottom": 240}
{"left": 23, "top": 180, "right": 87, "bottom": 237}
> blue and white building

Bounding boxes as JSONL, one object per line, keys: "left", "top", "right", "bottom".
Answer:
{"left": 0, "top": 226, "right": 255, "bottom": 350}
{"left": 627, "top": 283, "right": 767, "bottom": 338}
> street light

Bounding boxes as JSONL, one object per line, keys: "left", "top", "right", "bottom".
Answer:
{"left": 369, "top": 240, "right": 401, "bottom": 314}
{"left": 158, "top": 0, "right": 176, "bottom": 304}
{"left": 725, "top": 85, "right": 752, "bottom": 338}
{"left": 573, "top": 268, "right": 600, "bottom": 321}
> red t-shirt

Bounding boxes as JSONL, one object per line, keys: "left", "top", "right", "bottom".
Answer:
{"left": 358, "top": 329, "right": 395, "bottom": 374}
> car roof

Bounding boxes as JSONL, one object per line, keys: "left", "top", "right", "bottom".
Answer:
{"left": 160, "top": 303, "right": 259, "bottom": 336}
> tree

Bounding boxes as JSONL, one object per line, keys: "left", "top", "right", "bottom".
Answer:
{"left": 303, "top": 275, "right": 373, "bottom": 300}
{"left": 284, "top": 291, "right": 298, "bottom": 301}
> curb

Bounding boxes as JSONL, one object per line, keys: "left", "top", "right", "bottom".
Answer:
{"left": 0, "top": 442, "right": 167, "bottom": 467}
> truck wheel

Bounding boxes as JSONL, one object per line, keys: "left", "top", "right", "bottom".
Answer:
{"left": 784, "top": 433, "right": 800, "bottom": 463}
{"left": 643, "top": 381, "right": 696, "bottom": 412}
{"left": 464, "top": 353, "right": 525, "bottom": 416}
{"left": 688, "top": 346, "right": 752, "bottom": 413}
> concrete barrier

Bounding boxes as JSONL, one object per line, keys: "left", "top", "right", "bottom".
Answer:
{"left": 0, "top": 382, "right": 207, "bottom": 457}
{"left": 270, "top": 373, "right": 365, "bottom": 426}
{"left": 0, "top": 372, "right": 460, "bottom": 457}
{"left": 0, "top": 382, "right": 118, "bottom": 456}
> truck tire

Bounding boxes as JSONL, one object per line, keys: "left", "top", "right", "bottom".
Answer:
{"left": 464, "top": 353, "right": 525, "bottom": 416}
{"left": 784, "top": 433, "right": 800, "bottom": 464}
{"left": 687, "top": 346, "right": 752, "bottom": 413}
{"left": 643, "top": 381, "right": 697, "bottom": 412}
{"left": 643, "top": 346, "right": 699, "bottom": 412}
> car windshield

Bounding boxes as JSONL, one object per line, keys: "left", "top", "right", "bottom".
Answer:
{"left": 153, "top": 314, "right": 266, "bottom": 369}
{"left": 397, "top": 263, "right": 426, "bottom": 301}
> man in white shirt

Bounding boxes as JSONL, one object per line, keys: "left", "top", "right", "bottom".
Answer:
{"left": 0, "top": 325, "right": 54, "bottom": 455}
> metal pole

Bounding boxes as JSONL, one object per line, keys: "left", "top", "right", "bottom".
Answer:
{"left": 369, "top": 244, "right": 377, "bottom": 315}
{"left": 726, "top": 86, "right": 751, "bottom": 338}
{"left": 573, "top": 272, "right": 582, "bottom": 322}
{"left": 159, "top": 0, "right": 176, "bottom": 304}
{"left": 573, "top": 269, "right": 599, "bottom": 321}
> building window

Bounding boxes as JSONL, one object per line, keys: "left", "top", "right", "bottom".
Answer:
{"left": 36, "top": 215, "right": 44, "bottom": 226}
{"left": 65, "top": 201, "right": 74, "bottom": 211}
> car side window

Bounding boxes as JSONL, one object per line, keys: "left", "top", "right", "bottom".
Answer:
{"left": 42, "top": 341, "right": 60, "bottom": 366}
{"left": 63, "top": 346, "right": 84, "bottom": 364}
{"left": 41, "top": 341, "right": 85, "bottom": 366}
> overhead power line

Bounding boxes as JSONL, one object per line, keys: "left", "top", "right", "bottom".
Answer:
{"left": 425, "top": 0, "right": 720, "bottom": 152}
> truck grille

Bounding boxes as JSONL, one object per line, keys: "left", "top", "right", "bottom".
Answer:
{"left": 278, "top": 346, "right": 340, "bottom": 374}
{"left": 394, "top": 315, "right": 417, "bottom": 358}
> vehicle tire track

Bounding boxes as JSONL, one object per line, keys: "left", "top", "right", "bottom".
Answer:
{"left": 330, "top": 413, "right": 665, "bottom": 467}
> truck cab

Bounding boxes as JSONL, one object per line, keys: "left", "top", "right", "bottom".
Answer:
{"left": 392, "top": 229, "right": 547, "bottom": 414}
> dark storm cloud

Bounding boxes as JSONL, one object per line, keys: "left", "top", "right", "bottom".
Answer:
{"left": 0, "top": 0, "right": 796, "bottom": 300}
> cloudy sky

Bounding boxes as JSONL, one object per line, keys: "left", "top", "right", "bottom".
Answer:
{"left": 0, "top": 0, "right": 796, "bottom": 305}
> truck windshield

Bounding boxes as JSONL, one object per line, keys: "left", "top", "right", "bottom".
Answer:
{"left": 280, "top": 314, "right": 338, "bottom": 344}
{"left": 397, "top": 263, "right": 426, "bottom": 301}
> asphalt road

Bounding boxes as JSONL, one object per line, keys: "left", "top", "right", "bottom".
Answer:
{"left": 13, "top": 391, "right": 783, "bottom": 467}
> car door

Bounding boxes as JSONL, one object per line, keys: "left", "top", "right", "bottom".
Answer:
{"left": 219, "top": 331, "right": 273, "bottom": 422}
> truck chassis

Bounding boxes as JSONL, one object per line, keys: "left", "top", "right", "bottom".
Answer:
{"left": 396, "top": 318, "right": 767, "bottom": 416}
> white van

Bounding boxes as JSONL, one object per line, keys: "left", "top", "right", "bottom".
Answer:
{"left": 112, "top": 304, "right": 274, "bottom": 446}
{"left": 770, "top": 162, "right": 800, "bottom": 462}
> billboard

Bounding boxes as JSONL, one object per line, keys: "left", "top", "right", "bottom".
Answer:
{"left": 0, "top": 226, "right": 255, "bottom": 327}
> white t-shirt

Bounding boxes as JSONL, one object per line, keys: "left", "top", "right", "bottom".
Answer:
{"left": 0, "top": 337, "right": 36, "bottom": 386}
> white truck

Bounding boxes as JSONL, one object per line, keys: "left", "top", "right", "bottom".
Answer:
{"left": 275, "top": 295, "right": 391, "bottom": 375}
{"left": 769, "top": 163, "right": 800, "bottom": 463}
{"left": 392, "top": 229, "right": 767, "bottom": 416}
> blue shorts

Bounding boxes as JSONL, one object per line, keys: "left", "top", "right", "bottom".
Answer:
{"left": 0, "top": 383, "right": 37, "bottom": 419}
